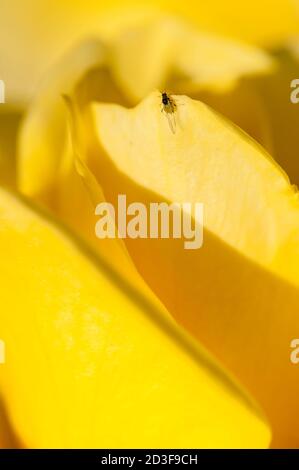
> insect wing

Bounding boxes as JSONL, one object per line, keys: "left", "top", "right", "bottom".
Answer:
{"left": 165, "top": 110, "right": 176, "bottom": 134}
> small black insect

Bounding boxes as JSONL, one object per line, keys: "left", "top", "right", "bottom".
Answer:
{"left": 161, "top": 91, "right": 177, "bottom": 134}
{"left": 161, "top": 92, "right": 170, "bottom": 106}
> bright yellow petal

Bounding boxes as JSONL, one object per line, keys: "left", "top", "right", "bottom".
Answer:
{"left": 89, "top": 92, "right": 299, "bottom": 447}
{"left": 0, "top": 187, "right": 270, "bottom": 448}
{"left": 171, "top": 27, "right": 274, "bottom": 94}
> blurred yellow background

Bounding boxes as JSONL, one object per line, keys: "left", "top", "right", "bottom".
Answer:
{"left": 1, "top": 0, "right": 299, "bottom": 104}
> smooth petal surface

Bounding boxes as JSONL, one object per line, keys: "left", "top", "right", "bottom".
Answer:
{"left": 89, "top": 93, "right": 299, "bottom": 447}
{"left": 0, "top": 400, "right": 19, "bottom": 448}
{"left": 251, "top": 49, "right": 299, "bottom": 186}
{"left": 109, "top": 17, "right": 274, "bottom": 103}
{"left": 17, "top": 39, "right": 106, "bottom": 207}
{"left": 0, "top": 187, "right": 270, "bottom": 448}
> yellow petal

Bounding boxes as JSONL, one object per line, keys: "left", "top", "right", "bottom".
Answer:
{"left": 0, "top": 400, "right": 20, "bottom": 448}
{"left": 17, "top": 39, "right": 106, "bottom": 208}
{"left": 0, "top": 187, "right": 270, "bottom": 448}
{"left": 18, "top": 19, "right": 275, "bottom": 212}
{"left": 188, "top": 78, "right": 274, "bottom": 156}
{"left": 1, "top": 1, "right": 298, "bottom": 103}
{"left": 57, "top": 95, "right": 143, "bottom": 283}
{"left": 90, "top": 92, "right": 299, "bottom": 447}
{"left": 250, "top": 49, "right": 299, "bottom": 186}
{"left": 171, "top": 28, "right": 274, "bottom": 94}
{"left": 168, "top": 0, "right": 299, "bottom": 47}
{"left": 0, "top": 106, "right": 22, "bottom": 188}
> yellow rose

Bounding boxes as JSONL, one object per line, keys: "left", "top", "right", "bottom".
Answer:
{"left": 1, "top": 5, "right": 299, "bottom": 449}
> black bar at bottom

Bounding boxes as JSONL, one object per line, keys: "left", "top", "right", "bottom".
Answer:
{"left": 0, "top": 449, "right": 298, "bottom": 466}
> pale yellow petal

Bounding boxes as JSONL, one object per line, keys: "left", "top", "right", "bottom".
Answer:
{"left": 109, "top": 17, "right": 274, "bottom": 103}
